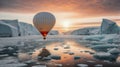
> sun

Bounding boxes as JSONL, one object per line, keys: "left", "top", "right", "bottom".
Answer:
{"left": 62, "top": 20, "right": 71, "bottom": 28}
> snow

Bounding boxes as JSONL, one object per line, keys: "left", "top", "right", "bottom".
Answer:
{"left": 24, "top": 60, "right": 36, "bottom": 64}
{"left": 91, "top": 44, "right": 119, "bottom": 51}
{"left": 0, "top": 54, "right": 9, "bottom": 57}
{"left": 63, "top": 45, "right": 70, "bottom": 49}
{"left": 19, "top": 22, "right": 40, "bottom": 36}
{"left": 0, "top": 32, "right": 120, "bottom": 66}
{"left": 77, "top": 64, "right": 88, "bottom": 67}
{"left": 54, "top": 47, "right": 59, "bottom": 50}
{"left": 83, "top": 35, "right": 104, "bottom": 41}
{"left": 0, "top": 63, "right": 27, "bottom": 67}
{"left": 86, "top": 60, "right": 95, "bottom": 63}
{"left": 93, "top": 52, "right": 118, "bottom": 61}
{"left": 93, "top": 52, "right": 112, "bottom": 61}
{"left": 94, "top": 52, "right": 111, "bottom": 57}
{"left": 108, "top": 48, "right": 120, "bottom": 54}
{"left": 101, "top": 34, "right": 120, "bottom": 43}
{"left": 94, "top": 64, "right": 103, "bottom": 67}
{"left": 69, "top": 52, "right": 74, "bottom": 55}
{"left": 32, "top": 65, "right": 46, "bottom": 67}
{"left": 55, "top": 64, "right": 62, "bottom": 67}
{"left": 0, "top": 57, "right": 27, "bottom": 67}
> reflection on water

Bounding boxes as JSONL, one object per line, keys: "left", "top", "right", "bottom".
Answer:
{"left": 46, "top": 41, "right": 96, "bottom": 67}
{"left": 18, "top": 40, "right": 97, "bottom": 67}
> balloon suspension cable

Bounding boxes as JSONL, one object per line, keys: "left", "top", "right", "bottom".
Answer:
{"left": 43, "top": 37, "right": 46, "bottom": 40}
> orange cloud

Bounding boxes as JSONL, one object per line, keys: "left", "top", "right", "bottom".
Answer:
{"left": 0, "top": 0, "right": 120, "bottom": 17}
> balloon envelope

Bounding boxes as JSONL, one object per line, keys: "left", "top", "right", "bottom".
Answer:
{"left": 33, "top": 12, "right": 56, "bottom": 39}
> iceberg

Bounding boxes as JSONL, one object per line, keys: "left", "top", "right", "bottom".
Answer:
{"left": 0, "top": 63, "right": 27, "bottom": 67}
{"left": 108, "top": 48, "right": 120, "bottom": 55}
{"left": 94, "top": 64, "right": 103, "bottom": 67}
{"left": 42, "top": 56, "right": 52, "bottom": 60}
{"left": 93, "top": 52, "right": 118, "bottom": 62}
{"left": 19, "top": 22, "right": 40, "bottom": 36}
{"left": 100, "top": 19, "right": 120, "bottom": 34}
{"left": 0, "top": 46, "right": 18, "bottom": 56}
{"left": 91, "top": 45, "right": 119, "bottom": 52}
{"left": 0, "top": 20, "right": 59, "bottom": 37}
{"left": 69, "top": 52, "right": 74, "bottom": 55}
{"left": 83, "top": 35, "right": 104, "bottom": 41}
{"left": 55, "top": 64, "right": 62, "bottom": 67}
{"left": 70, "top": 19, "right": 120, "bottom": 35}
{"left": 32, "top": 65, "right": 46, "bottom": 67}
{"left": 51, "top": 55, "right": 61, "bottom": 60}
{"left": 48, "top": 30, "right": 59, "bottom": 35}
{"left": 0, "top": 20, "right": 40, "bottom": 37}
{"left": 77, "top": 64, "right": 88, "bottom": 67}
{"left": 0, "top": 21, "right": 18, "bottom": 37}
{"left": 71, "top": 27, "right": 99, "bottom": 35}
{"left": 74, "top": 56, "right": 81, "bottom": 60}
{"left": 54, "top": 47, "right": 59, "bottom": 50}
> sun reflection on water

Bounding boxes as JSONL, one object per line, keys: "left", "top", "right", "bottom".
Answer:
{"left": 17, "top": 40, "right": 97, "bottom": 67}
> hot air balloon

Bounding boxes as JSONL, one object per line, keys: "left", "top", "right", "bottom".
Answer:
{"left": 33, "top": 12, "right": 56, "bottom": 40}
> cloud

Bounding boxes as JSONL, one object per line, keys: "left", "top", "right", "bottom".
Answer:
{"left": 0, "top": 0, "right": 120, "bottom": 17}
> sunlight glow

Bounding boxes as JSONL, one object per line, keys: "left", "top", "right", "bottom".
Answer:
{"left": 62, "top": 20, "right": 71, "bottom": 28}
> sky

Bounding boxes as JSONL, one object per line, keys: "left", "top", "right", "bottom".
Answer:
{"left": 0, "top": 0, "right": 120, "bottom": 32}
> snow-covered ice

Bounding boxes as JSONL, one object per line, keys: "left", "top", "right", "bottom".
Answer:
{"left": 32, "top": 65, "right": 46, "bottom": 67}
{"left": 77, "top": 64, "right": 88, "bottom": 67}
{"left": 69, "top": 52, "right": 74, "bottom": 55}
{"left": 94, "top": 64, "right": 103, "bottom": 67}
{"left": 108, "top": 48, "right": 120, "bottom": 54}
{"left": 100, "top": 19, "right": 120, "bottom": 34}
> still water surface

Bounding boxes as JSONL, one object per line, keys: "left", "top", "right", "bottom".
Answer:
{"left": 18, "top": 40, "right": 120, "bottom": 67}
{"left": 19, "top": 40, "right": 96, "bottom": 67}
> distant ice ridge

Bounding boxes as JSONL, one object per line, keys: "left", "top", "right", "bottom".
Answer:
{"left": 71, "top": 27, "right": 99, "bottom": 35}
{"left": 71, "top": 19, "right": 120, "bottom": 35}
{"left": 0, "top": 20, "right": 59, "bottom": 37}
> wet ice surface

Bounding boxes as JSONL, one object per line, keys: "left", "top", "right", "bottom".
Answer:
{"left": 0, "top": 35, "right": 120, "bottom": 67}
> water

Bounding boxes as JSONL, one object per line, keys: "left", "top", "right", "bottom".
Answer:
{"left": 17, "top": 39, "right": 120, "bottom": 67}
{"left": 1, "top": 35, "right": 120, "bottom": 67}
{"left": 30, "top": 40, "right": 96, "bottom": 67}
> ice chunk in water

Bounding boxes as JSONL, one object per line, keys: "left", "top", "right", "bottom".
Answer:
{"left": 32, "top": 65, "right": 46, "bottom": 67}
{"left": 55, "top": 64, "right": 62, "bottom": 67}
{"left": 63, "top": 45, "right": 70, "bottom": 49}
{"left": 69, "top": 52, "right": 74, "bottom": 55}
{"left": 51, "top": 55, "right": 61, "bottom": 60}
{"left": 94, "top": 64, "right": 103, "bottom": 67}
{"left": 77, "top": 64, "right": 88, "bottom": 67}
{"left": 54, "top": 47, "right": 59, "bottom": 50}
{"left": 108, "top": 48, "right": 120, "bottom": 54}
{"left": 74, "top": 56, "right": 80, "bottom": 60}
{"left": 43, "top": 56, "right": 52, "bottom": 60}
{"left": 0, "top": 63, "right": 27, "bottom": 67}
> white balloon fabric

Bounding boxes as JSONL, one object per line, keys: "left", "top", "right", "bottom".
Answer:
{"left": 33, "top": 12, "right": 56, "bottom": 39}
